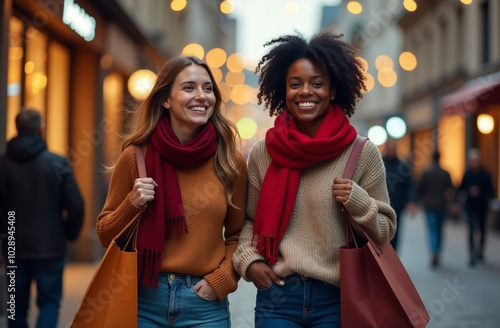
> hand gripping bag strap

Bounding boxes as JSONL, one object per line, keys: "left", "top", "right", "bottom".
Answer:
{"left": 71, "top": 145, "right": 147, "bottom": 328}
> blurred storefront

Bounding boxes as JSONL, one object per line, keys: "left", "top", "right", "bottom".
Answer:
{"left": 0, "top": 0, "right": 167, "bottom": 260}
{"left": 398, "top": 0, "right": 500, "bottom": 196}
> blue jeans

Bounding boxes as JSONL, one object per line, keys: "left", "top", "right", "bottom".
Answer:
{"left": 138, "top": 272, "right": 230, "bottom": 328}
{"left": 8, "top": 257, "right": 64, "bottom": 328}
{"left": 425, "top": 210, "right": 446, "bottom": 254}
{"left": 255, "top": 273, "right": 341, "bottom": 328}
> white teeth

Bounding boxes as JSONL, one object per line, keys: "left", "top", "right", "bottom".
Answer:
{"left": 299, "top": 102, "right": 316, "bottom": 107}
{"left": 190, "top": 107, "right": 206, "bottom": 112}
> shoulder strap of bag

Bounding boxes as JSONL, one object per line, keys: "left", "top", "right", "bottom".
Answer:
{"left": 339, "top": 136, "right": 372, "bottom": 249}
{"left": 135, "top": 145, "right": 146, "bottom": 178}
{"left": 343, "top": 136, "right": 368, "bottom": 179}
{"left": 116, "top": 145, "right": 147, "bottom": 248}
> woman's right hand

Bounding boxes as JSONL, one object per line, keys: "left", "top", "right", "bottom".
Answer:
{"left": 246, "top": 261, "right": 285, "bottom": 289}
{"left": 130, "top": 178, "right": 158, "bottom": 208}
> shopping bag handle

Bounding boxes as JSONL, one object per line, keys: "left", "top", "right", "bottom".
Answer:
{"left": 337, "top": 136, "right": 383, "bottom": 256}
{"left": 115, "top": 145, "right": 147, "bottom": 251}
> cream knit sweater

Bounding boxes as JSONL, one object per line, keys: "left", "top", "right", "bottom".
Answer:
{"left": 232, "top": 138, "right": 396, "bottom": 286}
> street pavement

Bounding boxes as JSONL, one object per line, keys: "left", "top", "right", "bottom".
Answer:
{"left": 3, "top": 209, "right": 499, "bottom": 327}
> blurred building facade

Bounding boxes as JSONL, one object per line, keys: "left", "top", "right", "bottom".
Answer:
{"left": 325, "top": 0, "right": 499, "bottom": 197}
{"left": 0, "top": 0, "right": 236, "bottom": 261}
{"left": 398, "top": 0, "right": 499, "bottom": 193}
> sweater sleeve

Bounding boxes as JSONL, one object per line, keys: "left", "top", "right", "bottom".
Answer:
{"left": 232, "top": 140, "right": 267, "bottom": 281}
{"left": 96, "top": 146, "right": 143, "bottom": 248}
{"left": 204, "top": 151, "right": 247, "bottom": 300}
{"left": 343, "top": 140, "right": 397, "bottom": 245}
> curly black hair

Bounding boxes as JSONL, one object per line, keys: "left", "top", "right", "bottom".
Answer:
{"left": 256, "top": 32, "right": 366, "bottom": 117}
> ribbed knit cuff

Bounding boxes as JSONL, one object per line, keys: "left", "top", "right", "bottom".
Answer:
{"left": 205, "top": 268, "right": 237, "bottom": 301}
{"left": 344, "top": 182, "right": 372, "bottom": 217}
{"left": 236, "top": 249, "right": 266, "bottom": 281}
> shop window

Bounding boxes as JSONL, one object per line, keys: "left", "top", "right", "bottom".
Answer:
{"left": 103, "top": 73, "right": 125, "bottom": 168}
{"left": 47, "top": 41, "right": 70, "bottom": 156}
{"left": 438, "top": 114, "right": 466, "bottom": 186}
{"left": 6, "top": 17, "right": 70, "bottom": 156}
{"left": 6, "top": 17, "right": 24, "bottom": 140}
{"left": 24, "top": 27, "right": 47, "bottom": 115}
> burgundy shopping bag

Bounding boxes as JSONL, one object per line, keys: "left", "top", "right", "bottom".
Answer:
{"left": 339, "top": 137, "right": 430, "bottom": 328}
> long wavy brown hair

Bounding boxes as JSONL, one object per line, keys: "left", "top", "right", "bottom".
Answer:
{"left": 121, "top": 55, "right": 241, "bottom": 207}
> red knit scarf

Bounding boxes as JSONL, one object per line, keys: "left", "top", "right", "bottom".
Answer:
{"left": 138, "top": 116, "right": 218, "bottom": 288}
{"left": 253, "top": 104, "right": 357, "bottom": 264}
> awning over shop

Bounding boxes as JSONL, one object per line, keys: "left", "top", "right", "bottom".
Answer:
{"left": 439, "top": 72, "right": 500, "bottom": 116}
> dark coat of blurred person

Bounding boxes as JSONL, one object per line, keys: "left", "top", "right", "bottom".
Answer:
{"left": 0, "top": 108, "right": 84, "bottom": 328}
{"left": 382, "top": 138, "right": 416, "bottom": 252}
{"left": 416, "top": 150, "right": 454, "bottom": 268}
{"left": 458, "top": 148, "right": 496, "bottom": 267}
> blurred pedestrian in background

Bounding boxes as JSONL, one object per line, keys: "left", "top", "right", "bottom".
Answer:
{"left": 0, "top": 108, "right": 84, "bottom": 328}
{"left": 382, "top": 138, "right": 416, "bottom": 252}
{"left": 458, "top": 148, "right": 496, "bottom": 267}
{"left": 232, "top": 32, "right": 396, "bottom": 328}
{"left": 96, "top": 55, "right": 247, "bottom": 327}
{"left": 417, "top": 150, "right": 454, "bottom": 268}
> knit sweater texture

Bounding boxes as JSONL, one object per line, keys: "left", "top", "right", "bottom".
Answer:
{"left": 232, "top": 138, "right": 396, "bottom": 286}
{"left": 97, "top": 145, "right": 247, "bottom": 300}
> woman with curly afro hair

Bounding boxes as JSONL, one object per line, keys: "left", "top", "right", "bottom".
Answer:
{"left": 233, "top": 32, "right": 396, "bottom": 327}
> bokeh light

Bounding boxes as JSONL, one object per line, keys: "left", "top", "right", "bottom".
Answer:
{"left": 356, "top": 56, "right": 368, "bottom": 72}
{"left": 128, "top": 69, "right": 157, "bottom": 100}
{"left": 399, "top": 51, "right": 417, "bottom": 71}
{"left": 364, "top": 72, "right": 374, "bottom": 92}
{"left": 347, "top": 1, "right": 362, "bottom": 14}
{"left": 227, "top": 53, "right": 246, "bottom": 72}
{"left": 377, "top": 69, "right": 397, "bottom": 87}
{"left": 171, "top": 0, "right": 187, "bottom": 12}
{"left": 220, "top": 0, "right": 234, "bottom": 14}
{"left": 182, "top": 43, "right": 205, "bottom": 60}
{"left": 237, "top": 117, "right": 258, "bottom": 139}
{"left": 477, "top": 114, "right": 494, "bottom": 134}
{"left": 375, "top": 55, "right": 394, "bottom": 70}
{"left": 368, "top": 125, "right": 388, "bottom": 146}
{"left": 403, "top": 0, "right": 417, "bottom": 12}
{"left": 386, "top": 116, "right": 407, "bottom": 139}
{"left": 206, "top": 48, "right": 227, "bottom": 68}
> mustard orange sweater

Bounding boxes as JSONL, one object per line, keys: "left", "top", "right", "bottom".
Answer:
{"left": 96, "top": 145, "right": 247, "bottom": 300}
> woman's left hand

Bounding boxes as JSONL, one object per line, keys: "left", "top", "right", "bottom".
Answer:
{"left": 333, "top": 178, "right": 353, "bottom": 204}
{"left": 193, "top": 279, "right": 218, "bottom": 301}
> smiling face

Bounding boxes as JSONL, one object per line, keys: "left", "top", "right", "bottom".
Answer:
{"left": 162, "top": 64, "right": 216, "bottom": 143}
{"left": 285, "top": 58, "right": 335, "bottom": 137}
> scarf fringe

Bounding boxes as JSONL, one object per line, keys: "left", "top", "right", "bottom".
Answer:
{"left": 166, "top": 216, "right": 189, "bottom": 238}
{"left": 138, "top": 247, "right": 162, "bottom": 289}
{"left": 252, "top": 233, "right": 278, "bottom": 265}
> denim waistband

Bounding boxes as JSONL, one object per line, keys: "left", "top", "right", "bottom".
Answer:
{"left": 158, "top": 272, "right": 203, "bottom": 287}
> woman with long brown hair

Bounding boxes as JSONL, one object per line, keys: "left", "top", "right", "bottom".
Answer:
{"left": 97, "top": 55, "right": 247, "bottom": 327}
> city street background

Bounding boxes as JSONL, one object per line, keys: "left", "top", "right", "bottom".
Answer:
{"left": 14, "top": 210, "right": 500, "bottom": 328}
